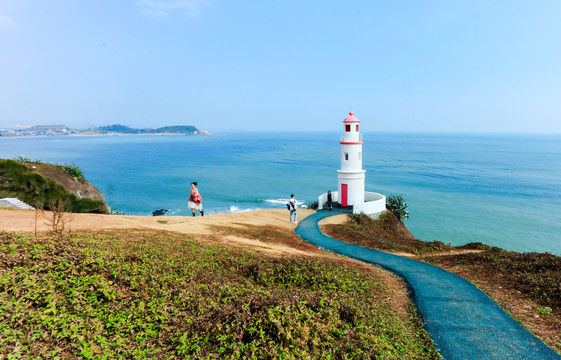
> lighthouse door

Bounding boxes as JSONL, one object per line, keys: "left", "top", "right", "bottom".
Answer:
{"left": 341, "top": 184, "right": 348, "bottom": 207}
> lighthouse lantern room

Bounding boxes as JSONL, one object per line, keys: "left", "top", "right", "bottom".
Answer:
{"left": 337, "top": 111, "right": 366, "bottom": 207}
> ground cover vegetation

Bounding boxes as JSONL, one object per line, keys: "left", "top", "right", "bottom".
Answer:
{"left": 322, "top": 212, "right": 561, "bottom": 354}
{"left": 325, "top": 212, "right": 455, "bottom": 255}
{"left": 0, "top": 159, "right": 106, "bottom": 213}
{"left": 0, "top": 228, "right": 439, "bottom": 359}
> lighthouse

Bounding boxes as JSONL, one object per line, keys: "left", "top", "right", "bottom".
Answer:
{"left": 337, "top": 111, "right": 366, "bottom": 207}
{"left": 318, "top": 111, "right": 386, "bottom": 215}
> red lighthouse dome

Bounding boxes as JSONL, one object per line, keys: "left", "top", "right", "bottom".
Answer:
{"left": 343, "top": 111, "right": 360, "bottom": 123}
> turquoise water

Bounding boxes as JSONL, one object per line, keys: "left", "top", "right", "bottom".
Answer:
{"left": 1, "top": 132, "right": 560, "bottom": 255}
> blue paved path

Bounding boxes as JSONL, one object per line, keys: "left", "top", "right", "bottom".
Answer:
{"left": 296, "top": 209, "right": 560, "bottom": 360}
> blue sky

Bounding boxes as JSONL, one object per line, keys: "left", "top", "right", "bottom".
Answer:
{"left": 1, "top": 1, "right": 560, "bottom": 133}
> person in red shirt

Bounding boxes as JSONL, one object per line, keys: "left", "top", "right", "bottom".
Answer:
{"left": 188, "top": 182, "right": 204, "bottom": 216}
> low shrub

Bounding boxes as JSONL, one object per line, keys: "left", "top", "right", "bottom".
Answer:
{"left": 56, "top": 162, "right": 83, "bottom": 178}
{"left": 423, "top": 247, "right": 561, "bottom": 310}
{"left": 326, "top": 211, "right": 452, "bottom": 255}
{"left": 386, "top": 194, "right": 409, "bottom": 222}
{"left": 0, "top": 230, "right": 439, "bottom": 359}
{"left": 306, "top": 200, "right": 318, "bottom": 210}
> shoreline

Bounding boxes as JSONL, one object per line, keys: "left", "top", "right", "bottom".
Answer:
{"left": 0, "top": 132, "right": 214, "bottom": 139}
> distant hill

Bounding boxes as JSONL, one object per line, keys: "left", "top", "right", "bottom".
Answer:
{"left": 92, "top": 125, "right": 201, "bottom": 135}
{"left": 0, "top": 124, "right": 212, "bottom": 137}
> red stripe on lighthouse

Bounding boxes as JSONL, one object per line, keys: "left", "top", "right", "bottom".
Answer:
{"left": 339, "top": 141, "right": 363, "bottom": 145}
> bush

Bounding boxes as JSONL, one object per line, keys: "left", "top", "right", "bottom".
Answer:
{"left": 56, "top": 162, "right": 83, "bottom": 178}
{"left": 386, "top": 194, "right": 409, "bottom": 222}
{"left": 15, "top": 156, "right": 32, "bottom": 162}
{"left": 350, "top": 212, "right": 371, "bottom": 225}
{"left": 306, "top": 201, "right": 318, "bottom": 210}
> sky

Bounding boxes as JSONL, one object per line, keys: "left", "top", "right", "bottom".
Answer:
{"left": 1, "top": 0, "right": 560, "bottom": 133}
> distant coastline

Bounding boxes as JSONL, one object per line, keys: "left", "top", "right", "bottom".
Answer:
{"left": 0, "top": 124, "right": 213, "bottom": 137}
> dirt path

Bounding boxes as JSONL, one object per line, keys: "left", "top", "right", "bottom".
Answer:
{"left": 0, "top": 208, "right": 316, "bottom": 235}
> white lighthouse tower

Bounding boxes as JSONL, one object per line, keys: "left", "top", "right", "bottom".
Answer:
{"left": 338, "top": 111, "right": 365, "bottom": 207}
{"left": 318, "top": 111, "right": 386, "bottom": 215}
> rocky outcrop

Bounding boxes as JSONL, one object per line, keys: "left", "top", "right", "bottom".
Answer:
{"left": 0, "top": 159, "right": 108, "bottom": 213}
{"left": 29, "top": 163, "right": 106, "bottom": 204}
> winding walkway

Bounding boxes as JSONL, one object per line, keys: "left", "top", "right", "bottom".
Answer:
{"left": 295, "top": 209, "right": 560, "bottom": 360}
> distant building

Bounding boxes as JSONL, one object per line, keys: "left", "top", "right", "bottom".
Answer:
{"left": 30, "top": 125, "right": 69, "bottom": 135}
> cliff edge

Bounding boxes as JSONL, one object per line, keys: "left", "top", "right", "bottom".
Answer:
{"left": 0, "top": 159, "right": 108, "bottom": 213}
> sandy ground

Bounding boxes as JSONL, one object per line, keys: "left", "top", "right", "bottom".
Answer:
{"left": 318, "top": 214, "right": 350, "bottom": 226}
{"left": 0, "top": 208, "right": 316, "bottom": 236}
{"left": 0, "top": 207, "right": 479, "bottom": 259}
{"left": 0, "top": 208, "right": 483, "bottom": 260}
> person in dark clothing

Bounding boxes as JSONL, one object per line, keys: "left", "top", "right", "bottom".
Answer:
{"left": 288, "top": 194, "right": 298, "bottom": 223}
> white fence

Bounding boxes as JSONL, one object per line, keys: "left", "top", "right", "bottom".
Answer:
{"left": 317, "top": 191, "right": 386, "bottom": 216}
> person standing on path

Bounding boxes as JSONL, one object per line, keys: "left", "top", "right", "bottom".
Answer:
{"left": 188, "top": 182, "right": 204, "bottom": 216}
{"left": 288, "top": 194, "right": 298, "bottom": 223}
{"left": 327, "top": 190, "right": 333, "bottom": 210}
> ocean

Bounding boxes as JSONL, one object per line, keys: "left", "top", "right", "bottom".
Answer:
{"left": 1, "top": 132, "right": 560, "bottom": 255}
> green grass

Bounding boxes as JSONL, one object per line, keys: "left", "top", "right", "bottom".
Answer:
{"left": 422, "top": 247, "right": 561, "bottom": 311}
{"left": 0, "top": 230, "right": 439, "bottom": 359}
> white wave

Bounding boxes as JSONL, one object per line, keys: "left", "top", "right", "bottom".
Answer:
{"left": 261, "top": 198, "right": 288, "bottom": 205}
{"left": 262, "top": 198, "right": 305, "bottom": 207}
{"left": 228, "top": 205, "right": 261, "bottom": 213}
